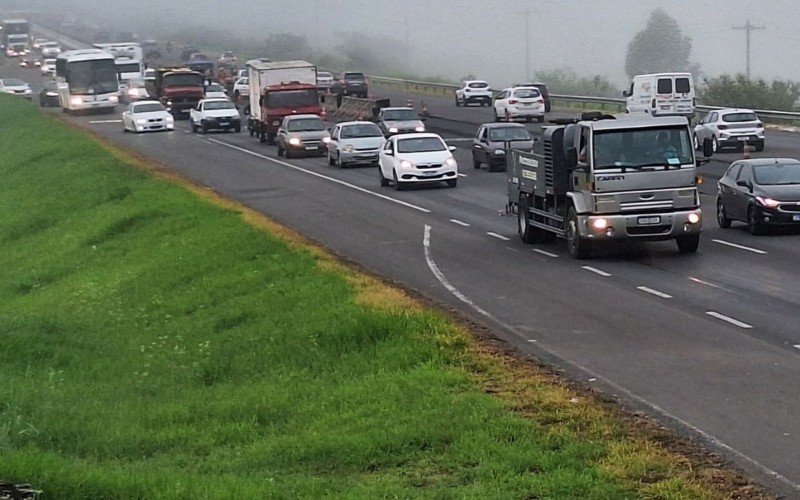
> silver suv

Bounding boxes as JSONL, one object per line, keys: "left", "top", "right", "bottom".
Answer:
{"left": 693, "top": 108, "right": 764, "bottom": 152}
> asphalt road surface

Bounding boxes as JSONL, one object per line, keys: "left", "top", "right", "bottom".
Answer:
{"left": 4, "top": 54, "right": 800, "bottom": 496}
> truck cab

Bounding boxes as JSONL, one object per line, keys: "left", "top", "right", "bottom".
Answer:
{"left": 150, "top": 68, "right": 205, "bottom": 117}
{"left": 508, "top": 113, "right": 712, "bottom": 258}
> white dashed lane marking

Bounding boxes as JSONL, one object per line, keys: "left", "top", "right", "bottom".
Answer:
{"left": 582, "top": 266, "right": 612, "bottom": 277}
{"left": 706, "top": 311, "right": 753, "bottom": 329}
{"left": 533, "top": 248, "right": 559, "bottom": 258}
{"left": 449, "top": 219, "right": 470, "bottom": 227}
{"left": 487, "top": 232, "right": 510, "bottom": 241}
{"left": 637, "top": 286, "right": 673, "bottom": 299}
{"left": 712, "top": 239, "right": 767, "bottom": 255}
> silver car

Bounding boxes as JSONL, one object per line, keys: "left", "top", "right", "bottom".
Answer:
{"left": 276, "top": 114, "right": 331, "bottom": 158}
{"left": 317, "top": 71, "right": 334, "bottom": 91}
{"left": 377, "top": 107, "right": 426, "bottom": 137}
{"left": 327, "top": 121, "right": 385, "bottom": 167}
{"left": 472, "top": 123, "right": 534, "bottom": 171}
{"left": 693, "top": 108, "right": 764, "bottom": 153}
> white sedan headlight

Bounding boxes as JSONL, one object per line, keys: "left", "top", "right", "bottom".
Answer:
{"left": 445, "top": 157, "right": 457, "bottom": 167}
{"left": 388, "top": 127, "right": 398, "bottom": 134}
{"left": 343, "top": 144, "right": 354, "bottom": 153}
{"left": 400, "top": 160, "right": 413, "bottom": 169}
{"left": 415, "top": 125, "right": 425, "bottom": 132}
{"left": 136, "top": 118, "right": 147, "bottom": 124}
{"left": 322, "top": 137, "right": 331, "bottom": 143}
{"left": 288, "top": 137, "right": 301, "bottom": 146}
{"left": 494, "top": 149, "right": 505, "bottom": 155}
{"left": 70, "top": 96, "right": 83, "bottom": 106}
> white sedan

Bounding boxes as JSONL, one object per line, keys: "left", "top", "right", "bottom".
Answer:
{"left": 493, "top": 86, "right": 545, "bottom": 123}
{"left": 232, "top": 77, "right": 248, "bottom": 101}
{"left": 122, "top": 101, "right": 174, "bottom": 133}
{"left": 378, "top": 133, "right": 458, "bottom": 190}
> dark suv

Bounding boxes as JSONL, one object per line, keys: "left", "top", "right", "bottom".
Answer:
{"left": 522, "top": 82, "right": 551, "bottom": 112}
{"left": 334, "top": 72, "right": 368, "bottom": 98}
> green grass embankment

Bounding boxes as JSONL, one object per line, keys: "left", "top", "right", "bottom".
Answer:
{"left": 0, "top": 95, "right": 752, "bottom": 498}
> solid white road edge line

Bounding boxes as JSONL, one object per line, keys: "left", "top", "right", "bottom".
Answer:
{"left": 712, "top": 239, "right": 767, "bottom": 255}
{"left": 449, "top": 219, "right": 470, "bottom": 227}
{"left": 89, "top": 119, "right": 122, "bottom": 124}
{"left": 487, "top": 232, "right": 510, "bottom": 241}
{"left": 420, "top": 225, "right": 798, "bottom": 492}
{"left": 706, "top": 311, "right": 754, "bottom": 329}
{"left": 637, "top": 286, "right": 673, "bottom": 299}
{"left": 581, "top": 266, "right": 612, "bottom": 277}
{"left": 205, "top": 138, "right": 431, "bottom": 214}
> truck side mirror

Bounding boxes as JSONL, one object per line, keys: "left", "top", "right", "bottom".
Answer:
{"left": 702, "top": 138, "right": 713, "bottom": 157}
{"left": 566, "top": 147, "right": 578, "bottom": 169}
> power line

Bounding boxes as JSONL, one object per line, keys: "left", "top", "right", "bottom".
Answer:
{"left": 732, "top": 20, "right": 765, "bottom": 79}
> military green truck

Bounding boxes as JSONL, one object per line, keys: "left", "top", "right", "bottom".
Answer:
{"left": 507, "top": 113, "right": 712, "bottom": 258}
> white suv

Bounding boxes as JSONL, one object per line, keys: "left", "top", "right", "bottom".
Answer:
{"left": 455, "top": 80, "right": 492, "bottom": 107}
{"left": 693, "top": 108, "right": 765, "bottom": 152}
{"left": 493, "top": 86, "right": 545, "bottom": 123}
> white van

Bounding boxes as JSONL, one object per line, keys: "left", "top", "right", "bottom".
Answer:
{"left": 624, "top": 73, "right": 695, "bottom": 118}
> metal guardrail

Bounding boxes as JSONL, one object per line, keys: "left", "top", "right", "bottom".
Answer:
{"left": 367, "top": 75, "right": 800, "bottom": 122}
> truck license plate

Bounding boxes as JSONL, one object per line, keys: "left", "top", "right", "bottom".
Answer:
{"left": 638, "top": 216, "right": 661, "bottom": 225}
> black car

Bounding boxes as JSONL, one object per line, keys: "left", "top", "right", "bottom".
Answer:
{"left": 333, "top": 71, "right": 368, "bottom": 98}
{"left": 717, "top": 158, "right": 800, "bottom": 234}
{"left": 39, "top": 81, "right": 60, "bottom": 107}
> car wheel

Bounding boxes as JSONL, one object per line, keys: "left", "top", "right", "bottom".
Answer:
{"left": 455, "top": 95, "right": 460, "bottom": 107}
{"left": 712, "top": 136, "right": 718, "bottom": 153}
{"left": 565, "top": 206, "right": 591, "bottom": 259}
{"left": 473, "top": 156, "right": 481, "bottom": 169}
{"left": 201, "top": 121, "right": 209, "bottom": 134}
{"left": 378, "top": 165, "right": 390, "bottom": 187}
{"left": 747, "top": 205, "right": 767, "bottom": 235}
{"left": 393, "top": 170, "right": 406, "bottom": 191}
{"left": 277, "top": 144, "right": 284, "bottom": 157}
{"left": 676, "top": 234, "right": 700, "bottom": 253}
{"left": 446, "top": 179, "right": 457, "bottom": 188}
{"left": 335, "top": 151, "right": 345, "bottom": 168}
{"left": 716, "top": 197, "right": 732, "bottom": 228}
{"left": 755, "top": 140, "right": 765, "bottom": 152}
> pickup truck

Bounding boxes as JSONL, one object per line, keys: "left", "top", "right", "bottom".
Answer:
{"left": 189, "top": 98, "right": 241, "bottom": 133}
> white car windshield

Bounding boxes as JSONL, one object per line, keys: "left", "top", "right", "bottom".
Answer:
{"left": 383, "top": 109, "right": 418, "bottom": 121}
{"left": 340, "top": 124, "right": 382, "bottom": 138}
{"left": 204, "top": 101, "right": 236, "bottom": 110}
{"left": 206, "top": 84, "right": 224, "bottom": 92}
{"left": 134, "top": 103, "right": 165, "bottom": 113}
{"left": 286, "top": 118, "right": 325, "bottom": 132}
{"left": 397, "top": 137, "right": 446, "bottom": 153}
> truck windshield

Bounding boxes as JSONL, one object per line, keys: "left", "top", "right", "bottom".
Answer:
{"left": 286, "top": 118, "right": 325, "bottom": 132}
{"left": 164, "top": 74, "right": 204, "bottom": 87}
{"left": 593, "top": 126, "right": 693, "bottom": 170}
{"left": 266, "top": 89, "right": 318, "bottom": 108}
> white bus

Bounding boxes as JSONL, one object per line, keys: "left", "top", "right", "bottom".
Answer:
{"left": 56, "top": 49, "right": 119, "bottom": 112}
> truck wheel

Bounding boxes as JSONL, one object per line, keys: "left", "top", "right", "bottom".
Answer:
{"left": 517, "top": 195, "right": 541, "bottom": 244}
{"left": 566, "top": 207, "right": 591, "bottom": 259}
{"left": 676, "top": 234, "right": 700, "bottom": 253}
{"left": 201, "top": 121, "right": 209, "bottom": 134}
{"left": 259, "top": 129, "right": 267, "bottom": 143}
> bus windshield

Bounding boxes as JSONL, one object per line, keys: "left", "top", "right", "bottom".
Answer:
{"left": 67, "top": 59, "right": 118, "bottom": 95}
{"left": 593, "top": 126, "right": 693, "bottom": 170}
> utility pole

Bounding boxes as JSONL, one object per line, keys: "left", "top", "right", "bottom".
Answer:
{"left": 732, "top": 20, "right": 765, "bottom": 79}
{"left": 524, "top": 10, "right": 531, "bottom": 81}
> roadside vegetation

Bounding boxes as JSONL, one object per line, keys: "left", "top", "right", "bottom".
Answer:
{"left": 0, "top": 95, "right": 759, "bottom": 497}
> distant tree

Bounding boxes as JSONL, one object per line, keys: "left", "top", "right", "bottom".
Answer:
{"left": 533, "top": 68, "right": 618, "bottom": 98}
{"left": 625, "top": 9, "right": 694, "bottom": 78}
{"left": 333, "top": 31, "right": 409, "bottom": 74}
{"left": 701, "top": 74, "right": 800, "bottom": 111}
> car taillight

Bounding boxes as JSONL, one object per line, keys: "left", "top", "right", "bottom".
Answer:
{"left": 508, "top": 99, "right": 518, "bottom": 105}
{"left": 717, "top": 125, "right": 728, "bottom": 130}
{"left": 756, "top": 122, "right": 764, "bottom": 128}
{"left": 535, "top": 98, "right": 543, "bottom": 103}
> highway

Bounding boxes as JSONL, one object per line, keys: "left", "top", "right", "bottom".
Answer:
{"left": 4, "top": 54, "right": 800, "bottom": 496}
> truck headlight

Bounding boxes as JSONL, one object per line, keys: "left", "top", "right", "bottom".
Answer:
{"left": 592, "top": 218, "right": 609, "bottom": 230}
{"left": 687, "top": 212, "right": 701, "bottom": 224}
{"left": 109, "top": 95, "right": 119, "bottom": 103}
{"left": 70, "top": 96, "right": 83, "bottom": 106}
{"left": 289, "top": 137, "right": 301, "bottom": 146}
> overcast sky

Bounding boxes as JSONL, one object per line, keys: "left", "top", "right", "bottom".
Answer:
{"left": 16, "top": 0, "right": 800, "bottom": 87}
